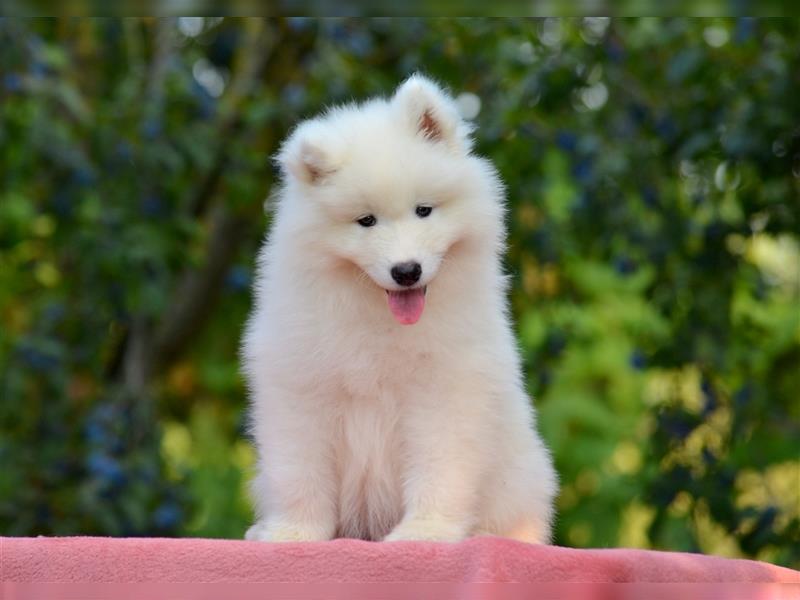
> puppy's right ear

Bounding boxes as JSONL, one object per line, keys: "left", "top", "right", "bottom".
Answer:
{"left": 276, "top": 121, "right": 342, "bottom": 185}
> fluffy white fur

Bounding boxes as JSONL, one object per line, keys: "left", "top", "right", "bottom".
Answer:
{"left": 242, "top": 75, "right": 557, "bottom": 543}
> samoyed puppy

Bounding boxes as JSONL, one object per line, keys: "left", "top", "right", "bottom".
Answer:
{"left": 242, "top": 75, "right": 557, "bottom": 543}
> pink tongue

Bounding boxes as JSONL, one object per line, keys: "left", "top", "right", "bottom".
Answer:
{"left": 387, "top": 288, "right": 426, "bottom": 325}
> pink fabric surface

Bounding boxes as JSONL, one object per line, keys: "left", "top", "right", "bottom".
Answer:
{"left": 2, "top": 536, "right": 798, "bottom": 584}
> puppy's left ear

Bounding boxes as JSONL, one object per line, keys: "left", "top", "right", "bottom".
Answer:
{"left": 392, "top": 74, "right": 473, "bottom": 154}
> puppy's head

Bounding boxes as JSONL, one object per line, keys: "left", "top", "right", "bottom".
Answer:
{"left": 276, "top": 74, "right": 504, "bottom": 325}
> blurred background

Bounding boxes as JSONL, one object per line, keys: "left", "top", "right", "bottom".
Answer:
{"left": 0, "top": 18, "right": 798, "bottom": 567}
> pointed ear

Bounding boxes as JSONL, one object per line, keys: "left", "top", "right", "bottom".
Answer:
{"left": 276, "top": 120, "right": 343, "bottom": 185}
{"left": 392, "top": 73, "right": 473, "bottom": 153}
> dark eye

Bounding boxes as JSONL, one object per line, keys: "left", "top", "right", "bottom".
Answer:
{"left": 415, "top": 205, "right": 433, "bottom": 218}
{"left": 357, "top": 214, "right": 377, "bottom": 227}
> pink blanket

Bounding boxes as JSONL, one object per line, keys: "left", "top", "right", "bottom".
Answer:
{"left": 3, "top": 536, "right": 798, "bottom": 584}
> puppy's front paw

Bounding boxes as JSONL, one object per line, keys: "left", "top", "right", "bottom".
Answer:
{"left": 383, "top": 517, "right": 467, "bottom": 542}
{"left": 245, "top": 519, "right": 334, "bottom": 542}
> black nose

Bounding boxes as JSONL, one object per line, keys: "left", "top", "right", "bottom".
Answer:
{"left": 391, "top": 261, "right": 422, "bottom": 286}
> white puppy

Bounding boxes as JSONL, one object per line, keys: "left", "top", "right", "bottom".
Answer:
{"left": 242, "top": 75, "right": 557, "bottom": 543}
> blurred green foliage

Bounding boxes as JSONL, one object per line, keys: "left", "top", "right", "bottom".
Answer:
{"left": 0, "top": 18, "right": 798, "bottom": 567}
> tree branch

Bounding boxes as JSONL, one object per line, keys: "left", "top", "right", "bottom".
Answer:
{"left": 150, "top": 205, "right": 249, "bottom": 371}
{"left": 119, "top": 17, "right": 175, "bottom": 392}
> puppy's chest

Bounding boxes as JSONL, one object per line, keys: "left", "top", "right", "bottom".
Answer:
{"left": 336, "top": 397, "right": 400, "bottom": 465}
{"left": 333, "top": 336, "right": 437, "bottom": 401}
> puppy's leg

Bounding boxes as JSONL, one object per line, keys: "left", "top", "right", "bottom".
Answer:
{"left": 246, "top": 390, "right": 338, "bottom": 542}
{"left": 384, "top": 387, "right": 488, "bottom": 542}
{"left": 476, "top": 441, "right": 557, "bottom": 545}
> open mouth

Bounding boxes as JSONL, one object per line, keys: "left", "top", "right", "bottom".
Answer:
{"left": 386, "top": 286, "right": 427, "bottom": 325}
